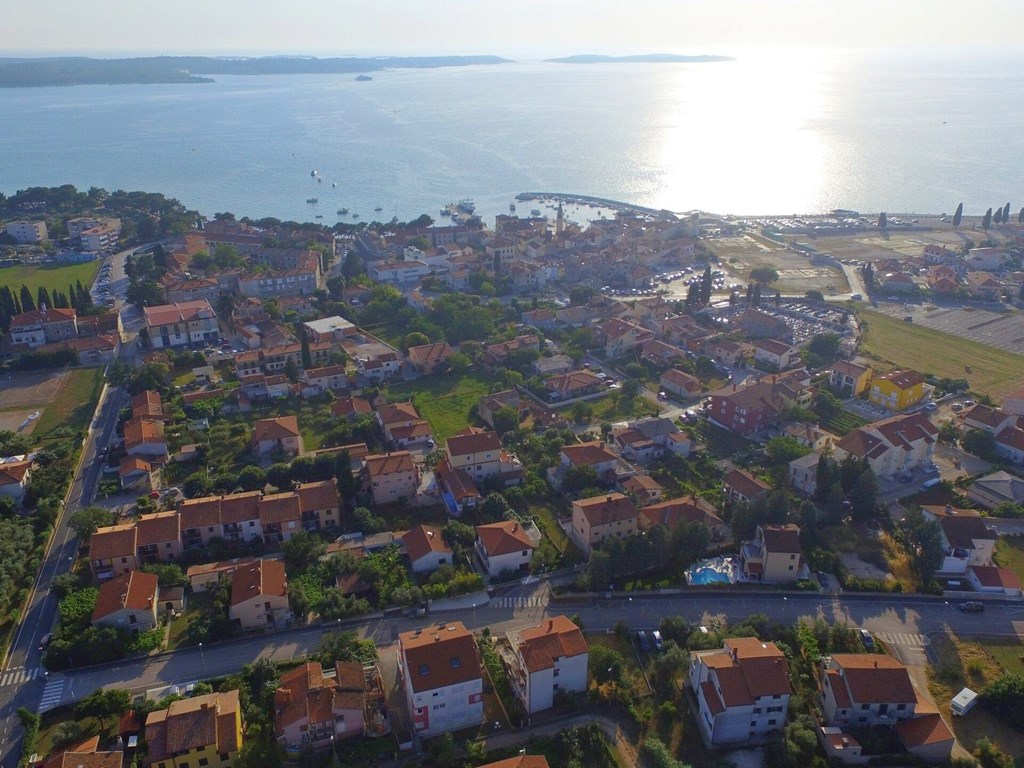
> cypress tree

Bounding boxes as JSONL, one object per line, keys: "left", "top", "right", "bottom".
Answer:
{"left": 37, "top": 286, "right": 51, "bottom": 310}
{"left": 19, "top": 285, "right": 35, "bottom": 313}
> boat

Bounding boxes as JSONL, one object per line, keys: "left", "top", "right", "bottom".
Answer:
{"left": 315, "top": 214, "right": 323, "bottom": 219}
{"left": 509, "top": 203, "right": 516, "bottom": 212}
{"left": 440, "top": 208, "right": 451, "bottom": 216}
{"left": 531, "top": 208, "right": 542, "bottom": 216}
{"left": 306, "top": 197, "right": 318, "bottom": 204}
{"left": 317, "top": 177, "right": 323, "bottom": 183}
{"left": 338, "top": 208, "right": 349, "bottom": 215}
{"left": 332, "top": 182, "right": 337, "bottom": 187}
{"left": 355, "top": 74, "right": 373, "bottom": 82}
{"left": 374, "top": 206, "right": 383, "bottom": 212}
{"left": 352, "top": 213, "right": 359, "bottom": 218}
{"left": 310, "top": 170, "right": 317, "bottom": 177}
{"left": 457, "top": 198, "right": 476, "bottom": 213}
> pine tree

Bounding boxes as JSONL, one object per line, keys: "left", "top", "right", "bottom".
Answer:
{"left": 952, "top": 202, "right": 963, "bottom": 229}
{"left": 37, "top": 286, "right": 51, "bottom": 310}
{"left": 700, "top": 264, "right": 713, "bottom": 304}
{"left": 982, "top": 207, "right": 993, "bottom": 230}
{"left": 19, "top": 285, "right": 35, "bottom": 313}
{"left": 1019, "top": 207, "right": 1024, "bottom": 225}
{"left": 1002, "top": 202, "right": 1011, "bottom": 224}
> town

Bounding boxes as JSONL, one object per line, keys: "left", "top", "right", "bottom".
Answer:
{"left": 1, "top": 185, "right": 1024, "bottom": 768}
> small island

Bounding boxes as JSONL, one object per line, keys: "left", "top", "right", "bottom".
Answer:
{"left": 545, "top": 53, "right": 735, "bottom": 64}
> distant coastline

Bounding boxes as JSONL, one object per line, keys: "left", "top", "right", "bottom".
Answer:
{"left": 0, "top": 54, "right": 513, "bottom": 88}
{"left": 545, "top": 53, "right": 735, "bottom": 64}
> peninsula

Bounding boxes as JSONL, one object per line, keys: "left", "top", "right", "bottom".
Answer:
{"left": 0, "top": 54, "right": 513, "bottom": 87}
{"left": 546, "top": 53, "right": 734, "bottom": 64}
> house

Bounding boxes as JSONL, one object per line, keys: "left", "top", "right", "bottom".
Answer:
{"left": 600, "top": 317, "right": 655, "bottom": 357}
{"left": 124, "top": 417, "right": 169, "bottom": 460}
{"left": 722, "top": 468, "right": 770, "bottom": 504}
{"left": 478, "top": 757, "right": 550, "bottom": 768}
{"left": 136, "top": 512, "right": 182, "bottom": 565}
{"left": 995, "top": 426, "right": 1024, "bottom": 465}
{"left": 41, "top": 739, "right": 122, "bottom": 768}
{"left": 878, "top": 271, "right": 919, "bottom": 294}
{"left": 331, "top": 397, "right": 372, "bottom": 423}
{"left": 867, "top": 370, "right": 927, "bottom": 411}
{"left": 533, "top": 354, "right": 575, "bottom": 376}
{"left": 377, "top": 402, "right": 423, "bottom": 442}
{"left": 660, "top": 368, "right": 702, "bottom": 399}
{"left": 251, "top": 416, "right": 303, "bottom": 458}
{"left": 89, "top": 524, "right": 139, "bottom": 579}
{"left": 144, "top": 690, "right": 241, "bottom": 768}
{"left": 259, "top": 492, "right": 302, "bottom": 544}
{"left": 621, "top": 474, "right": 664, "bottom": 506}
{"left": 833, "top": 412, "right": 938, "bottom": 477}
{"left": 966, "top": 246, "right": 1008, "bottom": 270}
{"left": 709, "top": 382, "right": 783, "bottom": 437}
{"left": 398, "top": 622, "right": 483, "bottom": 737}
{"left": 638, "top": 495, "right": 728, "bottom": 541}
{"left": 132, "top": 390, "right": 166, "bottom": 420}
{"left": 402, "top": 524, "right": 452, "bottom": 574}
{"left": 893, "top": 714, "right": 955, "bottom": 763}
{"left": 505, "top": 616, "right": 588, "bottom": 714}
{"left": 143, "top": 300, "right": 220, "bottom": 348}
{"left": 665, "top": 431, "right": 695, "bottom": 458}
{"left": 476, "top": 520, "right": 536, "bottom": 576}
{"left": 5, "top": 220, "right": 48, "bottom": 243}
{"left": 273, "top": 662, "right": 365, "bottom": 756}
{"left": 302, "top": 316, "right": 357, "bottom": 343}
{"left": 119, "top": 455, "right": 158, "bottom": 492}
{"left": 959, "top": 404, "right": 1017, "bottom": 435}
{"left": 829, "top": 360, "right": 872, "bottom": 397}
{"left": 569, "top": 493, "right": 637, "bottom": 557}
{"left": 784, "top": 422, "right": 836, "bottom": 453}
{"left": 921, "top": 505, "right": 997, "bottom": 575}
{"left": 407, "top": 341, "right": 454, "bottom": 374}
{"left": 788, "top": 453, "right": 820, "bottom": 496}
{"left": 187, "top": 557, "right": 257, "bottom": 593}
{"left": 229, "top": 559, "right": 291, "bottom": 630}
{"left": 736, "top": 309, "right": 792, "bottom": 340}
{"left": 741, "top": 524, "right": 803, "bottom": 582}
{"left": 8, "top": 307, "right": 77, "bottom": 347}
{"left": 544, "top": 370, "right": 604, "bottom": 400}
{"left": 485, "top": 335, "right": 541, "bottom": 366}
{"left": 445, "top": 428, "right": 506, "bottom": 484}
{"left": 703, "top": 338, "right": 751, "bottom": 367}
{"left": 556, "top": 441, "right": 630, "bottom": 485}
{"left": 302, "top": 366, "right": 350, "bottom": 395}
{"left": 966, "top": 470, "right": 1024, "bottom": 510}
{"left": 967, "top": 565, "right": 1023, "bottom": 597}
{"left": 820, "top": 654, "right": 917, "bottom": 727}
{"left": 688, "top": 637, "right": 792, "bottom": 746}
{"left": 239, "top": 373, "right": 292, "bottom": 401}
{"left": 478, "top": 390, "right": 523, "bottom": 429}
{"left": 364, "top": 451, "right": 419, "bottom": 506}
{"left": 91, "top": 570, "right": 159, "bottom": 632}
{"left": 436, "top": 458, "right": 483, "bottom": 516}
{"left": 753, "top": 339, "right": 797, "bottom": 370}
{"left": 0, "top": 459, "right": 32, "bottom": 505}
{"left": 965, "top": 271, "right": 1004, "bottom": 301}
{"left": 297, "top": 480, "right": 341, "bottom": 532}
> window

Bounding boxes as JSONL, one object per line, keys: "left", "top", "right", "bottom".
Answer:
{"left": 553, "top": 669, "right": 560, "bottom": 678}
{"left": 198, "top": 759, "right": 209, "bottom": 767}
{"left": 753, "top": 707, "right": 761, "bottom": 714}
{"left": 897, "top": 704, "right": 906, "bottom": 711}
{"left": 419, "top": 664, "right": 429, "bottom": 676}
{"left": 768, "top": 719, "right": 777, "bottom": 725}
{"left": 450, "top": 657, "right": 461, "bottom": 669}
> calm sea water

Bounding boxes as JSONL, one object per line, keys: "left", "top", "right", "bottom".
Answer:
{"left": 2, "top": 48, "right": 1023, "bottom": 224}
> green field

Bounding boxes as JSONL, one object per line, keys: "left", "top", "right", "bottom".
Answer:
{"left": 995, "top": 537, "right": 1024, "bottom": 589}
{"left": 388, "top": 372, "right": 492, "bottom": 442}
{"left": 34, "top": 367, "right": 105, "bottom": 438}
{"left": 0, "top": 261, "right": 100, "bottom": 297}
{"left": 858, "top": 308, "right": 1024, "bottom": 401}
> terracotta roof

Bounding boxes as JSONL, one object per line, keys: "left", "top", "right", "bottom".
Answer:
{"left": 970, "top": 565, "right": 1022, "bottom": 589}
{"left": 724, "top": 468, "right": 770, "bottom": 498}
{"left": 230, "top": 559, "right": 287, "bottom": 607}
{"left": 447, "top": 427, "right": 501, "bottom": 457}
{"left": 700, "top": 680, "right": 725, "bottom": 715}
{"left": 996, "top": 425, "right": 1024, "bottom": 452}
{"left": 331, "top": 397, "right": 371, "bottom": 419}
{"left": 334, "top": 660, "right": 367, "bottom": 710}
{"left": 220, "top": 491, "right": 262, "bottom": 523}
{"left": 143, "top": 299, "right": 216, "bottom": 327}
{"left": 89, "top": 524, "right": 137, "bottom": 562}
{"left": 389, "top": 420, "right": 433, "bottom": 441}
{"left": 436, "top": 459, "right": 480, "bottom": 503}
{"left": 894, "top": 713, "right": 954, "bottom": 748}
{"left": 514, "top": 615, "right": 588, "bottom": 673}
{"left": 180, "top": 496, "right": 223, "bottom": 529}
{"left": 136, "top": 511, "right": 180, "bottom": 546}
{"left": 640, "top": 495, "right": 721, "bottom": 529}
{"left": 828, "top": 654, "right": 916, "bottom": 705}
{"left": 42, "top": 750, "right": 121, "bottom": 768}
{"left": 259, "top": 492, "right": 301, "bottom": 525}
{"left": 825, "top": 669, "right": 852, "bottom": 709}
{"left": 661, "top": 368, "right": 702, "bottom": 392}
{"left": 402, "top": 525, "right": 452, "bottom": 564}
{"left": 561, "top": 441, "right": 618, "bottom": 467}
{"left": 365, "top": 451, "right": 415, "bottom": 477}
{"left": 400, "top": 622, "right": 482, "bottom": 694}
{"left": 186, "top": 557, "right": 256, "bottom": 580}
{"left": 875, "top": 369, "right": 925, "bottom": 390}
{"left": 297, "top": 480, "right": 339, "bottom": 512}
{"left": 92, "top": 570, "right": 158, "bottom": 622}
{"left": 573, "top": 493, "right": 636, "bottom": 527}
{"left": 10, "top": 307, "right": 76, "bottom": 327}
{"left": 759, "top": 524, "right": 802, "bottom": 553}
{"left": 546, "top": 370, "right": 603, "bottom": 394}
{"left": 699, "top": 638, "right": 791, "bottom": 707}
{"left": 623, "top": 474, "right": 664, "bottom": 493}
{"left": 145, "top": 689, "right": 240, "bottom": 763}
{"left": 407, "top": 341, "right": 453, "bottom": 368}
{"left": 479, "top": 755, "right": 551, "bottom": 768}
{"left": 124, "top": 416, "right": 165, "bottom": 449}
{"left": 252, "top": 415, "right": 300, "bottom": 442}
{"left": 118, "top": 455, "right": 152, "bottom": 477}
{"left": 131, "top": 390, "right": 163, "bottom": 418}
{"left": 754, "top": 338, "right": 793, "bottom": 355}
{"left": 922, "top": 505, "right": 997, "bottom": 547}
{"left": 477, "top": 520, "right": 536, "bottom": 557}
{"left": 274, "top": 662, "right": 347, "bottom": 736}
{"left": 961, "top": 403, "right": 1013, "bottom": 429}
{"left": 0, "top": 459, "right": 32, "bottom": 485}
{"left": 832, "top": 360, "right": 870, "bottom": 378}
{"left": 377, "top": 401, "right": 420, "bottom": 426}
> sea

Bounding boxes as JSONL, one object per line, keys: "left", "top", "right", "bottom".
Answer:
{"left": 2, "top": 47, "right": 1023, "bottom": 225}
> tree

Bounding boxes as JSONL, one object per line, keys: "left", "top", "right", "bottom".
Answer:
{"left": 982, "top": 207, "right": 993, "bottom": 230}
{"left": 282, "top": 530, "right": 327, "bottom": 572}
{"left": 69, "top": 506, "right": 117, "bottom": 541}
{"left": 850, "top": 469, "right": 878, "bottom": 520}
{"left": 237, "top": 465, "right": 267, "bottom": 492}
{"left": 765, "top": 436, "right": 810, "bottom": 466}
{"left": 491, "top": 404, "right": 520, "bottom": 436}
{"left": 803, "top": 332, "right": 840, "bottom": 369}
{"left": 1001, "top": 202, "right": 1011, "bottom": 224}
{"left": 589, "top": 645, "right": 625, "bottom": 684}
{"left": 403, "top": 331, "right": 429, "bottom": 351}
{"left": 73, "top": 688, "right": 132, "bottom": 731}
{"left": 953, "top": 202, "right": 963, "bottom": 229}
{"left": 700, "top": 264, "right": 713, "bottom": 304}
{"left": 877, "top": 212, "right": 887, "bottom": 229}
{"left": 20, "top": 285, "right": 35, "bottom": 313}
{"left": 900, "top": 507, "right": 944, "bottom": 586}
{"left": 749, "top": 267, "right": 780, "bottom": 285}
{"left": 1019, "top": 206, "right": 1024, "bottom": 225}
{"left": 980, "top": 673, "right": 1024, "bottom": 726}
{"left": 962, "top": 428, "right": 998, "bottom": 461}
{"left": 805, "top": 289, "right": 824, "bottom": 302}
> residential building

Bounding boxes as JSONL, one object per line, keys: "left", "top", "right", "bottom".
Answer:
{"left": 476, "top": 520, "right": 536, "bottom": 576}
{"left": 398, "top": 622, "right": 483, "bottom": 737}
{"left": 187, "top": 557, "right": 256, "bottom": 593}
{"left": 403, "top": 524, "right": 453, "bottom": 574}
{"left": 478, "top": 390, "right": 523, "bottom": 429}
{"left": 229, "top": 559, "right": 291, "bottom": 630}
{"left": 478, "top": 758, "right": 550, "bottom": 768}
{"left": 820, "top": 654, "right": 917, "bottom": 728}
{"left": 119, "top": 455, "right": 158, "bottom": 492}
{"left": 638, "top": 495, "right": 728, "bottom": 541}
{"left": 967, "top": 565, "right": 1023, "bottom": 597}
{"left": 0, "top": 459, "right": 32, "bottom": 505}
{"left": 966, "top": 471, "right": 1024, "bottom": 510}
{"left": 736, "top": 309, "right": 792, "bottom": 340}
{"left": 5, "top": 220, "right": 48, "bottom": 243}
{"left": 364, "top": 451, "right": 419, "bottom": 505}
{"left": 965, "top": 271, "right": 1004, "bottom": 301}
{"left": 784, "top": 422, "right": 836, "bottom": 453}
{"left": 832, "top": 412, "right": 938, "bottom": 477}
{"left": 143, "top": 300, "right": 220, "bottom": 349}
{"left": 555, "top": 441, "right": 632, "bottom": 486}
{"left": 80, "top": 223, "right": 120, "bottom": 252}
{"left": 302, "top": 316, "right": 357, "bottom": 343}
{"left": 251, "top": 416, "right": 303, "bottom": 458}
{"left": 788, "top": 453, "right": 820, "bottom": 496}
{"left": 136, "top": 512, "right": 182, "bottom": 565}
{"left": 407, "top": 341, "right": 454, "bottom": 374}
{"left": 436, "top": 458, "right": 482, "bottom": 516}
{"left": 544, "top": 370, "right": 604, "bottom": 400}
{"left": 505, "top": 616, "right": 588, "bottom": 714}
{"left": 445, "top": 428, "right": 503, "bottom": 483}
{"left": 921, "top": 505, "right": 997, "bottom": 575}
{"left": 601, "top": 317, "right": 655, "bottom": 358}
{"left": 297, "top": 480, "right": 341, "bottom": 532}
{"left": 8, "top": 307, "right": 78, "bottom": 348}
{"left": 828, "top": 360, "right": 872, "bottom": 397}
{"left": 753, "top": 339, "right": 797, "bottom": 370}
{"left": 145, "top": 690, "right": 242, "bottom": 768}
{"left": 89, "top": 524, "right": 139, "bottom": 579}
{"left": 484, "top": 335, "right": 540, "bottom": 366}
{"left": 331, "top": 397, "right": 371, "bottom": 422}
{"left": 124, "top": 417, "right": 169, "bottom": 460}
{"left": 995, "top": 426, "right": 1024, "bottom": 465}
{"left": 688, "top": 637, "right": 792, "bottom": 746}
{"left": 722, "top": 468, "right": 770, "bottom": 504}
{"left": 660, "top": 368, "right": 702, "bottom": 399}
{"left": 708, "top": 382, "right": 781, "bottom": 437}
{"left": 91, "top": 570, "right": 160, "bottom": 632}
{"left": 741, "top": 524, "right": 803, "bottom": 582}
{"left": 867, "top": 370, "right": 927, "bottom": 411}
{"left": 569, "top": 493, "right": 637, "bottom": 556}
{"left": 273, "top": 662, "right": 365, "bottom": 756}
{"left": 621, "top": 474, "right": 665, "bottom": 506}
{"left": 959, "top": 404, "right": 1017, "bottom": 435}
{"left": 259, "top": 491, "right": 302, "bottom": 544}
{"left": 893, "top": 715, "right": 955, "bottom": 763}
{"left": 41, "top": 742, "right": 121, "bottom": 768}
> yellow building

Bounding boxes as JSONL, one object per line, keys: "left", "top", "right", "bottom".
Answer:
{"left": 868, "top": 370, "right": 927, "bottom": 411}
{"left": 146, "top": 690, "right": 242, "bottom": 768}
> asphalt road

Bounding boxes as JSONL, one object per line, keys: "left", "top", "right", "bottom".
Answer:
{"left": 0, "top": 384, "right": 129, "bottom": 767}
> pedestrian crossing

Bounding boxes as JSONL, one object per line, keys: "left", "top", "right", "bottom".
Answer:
{"left": 875, "top": 632, "right": 929, "bottom": 648}
{"left": 39, "top": 677, "right": 65, "bottom": 712}
{"left": 490, "top": 596, "right": 545, "bottom": 609}
{"left": 0, "top": 667, "right": 41, "bottom": 687}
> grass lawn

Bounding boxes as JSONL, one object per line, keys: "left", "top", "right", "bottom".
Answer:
{"left": 979, "top": 639, "right": 1024, "bottom": 676}
{"left": 928, "top": 632, "right": 1024, "bottom": 757}
{"left": 858, "top": 308, "right": 1024, "bottom": 400}
{"left": 588, "top": 392, "right": 659, "bottom": 424}
{"left": 821, "top": 408, "right": 869, "bottom": 436}
{"left": 34, "top": 367, "right": 105, "bottom": 439}
{"left": 35, "top": 707, "right": 108, "bottom": 763}
{"left": 388, "top": 372, "right": 492, "bottom": 442}
{"left": 994, "top": 537, "right": 1024, "bottom": 587}
{"left": 0, "top": 260, "right": 100, "bottom": 296}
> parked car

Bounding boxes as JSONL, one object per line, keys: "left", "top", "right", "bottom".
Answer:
{"left": 924, "top": 463, "right": 940, "bottom": 474}
{"left": 858, "top": 629, "right": 875, "bottom": 650}
{"left": 635, "top": 630, "right": 651, "bottom": 652}
{"left": 651, "top": 630, "right": 665, "bottom": 651}
{"left": 924, "top": 402, "right": 937, "bottom": 411}
{"left": 38, "top": 632, "right": 53, "bottom": 651}
{"left": 959, "top": 601, "right": 985, "bottom": 613}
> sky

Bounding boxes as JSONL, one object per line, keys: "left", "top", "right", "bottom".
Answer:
{"left": 3, "top": 0, "right": 1023, "bottom": 57}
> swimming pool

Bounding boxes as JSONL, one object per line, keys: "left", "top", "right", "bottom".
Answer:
{"left": 686, "top": 556, "right": 738, "bottom": 586}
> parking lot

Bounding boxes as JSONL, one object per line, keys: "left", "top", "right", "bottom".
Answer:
{"left": 880, "top": 304, "right": 1024, "bottom": 357}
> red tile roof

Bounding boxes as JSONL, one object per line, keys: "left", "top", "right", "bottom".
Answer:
{"left": 230, "top": 559, "right": 287, "bottom": 607}
{"left": 894, "top": 713, "right": 954, "bottom": 748}
{"left": 402, "top": 524, "right": 452, "bottom": 564}
{"left": 828, "top": 654, "right": 916, "bottom": 705}
{"left": 476, "top": 520, "right": 536, "bottom": 557}
{"left": 365, "top": 451, "right": 415, "bottom": 477}
{"left": 447, "top": 427, "right": 501, "bottom": 457}
{"left": 573, "top": 493, "right": 637, "bottom": 527}
{"left": 561, "top": 441, "right": 618, "bottom": 467}
{"left": 400, "top": 622, "right": 482, "bottom": 694}
{"left": 514, "top": 615, "right": 588, "bottom": 673}
{"left": 91, "top": 570, "right": 158, "bottom": 622}
{"left": 143, "top": 299, "right": 217, "bottom": 327}
{"left": 252, "top": 415, "right": 300, "bottom": 442}
{"left": 89, "top": 524, "right": 137, "bottom": 562}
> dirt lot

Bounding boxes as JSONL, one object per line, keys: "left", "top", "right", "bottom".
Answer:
{"left": 806, "top": 228, "right": 972, "bottom": 263}
{"left": 706, "top": 235, "right": 848, "bottom": 293}
{"left": 0, "top": 369, "right": 68, "bottom": 435}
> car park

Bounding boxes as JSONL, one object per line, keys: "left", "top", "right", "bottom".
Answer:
{"left": 959, "top": 601, "right": 984, "bottom": 613}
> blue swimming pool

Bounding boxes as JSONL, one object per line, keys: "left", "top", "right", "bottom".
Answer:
{"left": 686, "top": 556, "right": 738, "bottom": 585}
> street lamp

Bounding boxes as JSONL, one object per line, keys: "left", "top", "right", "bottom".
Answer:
{"left": 198, "top": 642, "right": 206, "bottom": 676}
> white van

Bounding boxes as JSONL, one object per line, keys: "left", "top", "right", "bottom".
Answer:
{"left": 919, "top": 477, "right": 941, "bottom": 491}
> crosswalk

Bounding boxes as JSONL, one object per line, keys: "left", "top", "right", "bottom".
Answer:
{"left": 0, "top": 667, "right": 41, "bottom": 687}
{"left": 490, "top": 596, "right": 546, "bottom": 609}
{"left": 39, "top": 677, "right": 65, "bottom": 712}
{"left": 875, "top": 632, "right": 929, "bottom": 648}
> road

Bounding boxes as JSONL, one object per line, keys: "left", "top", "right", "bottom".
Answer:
{"left": 0, "top": 383, "right": 129, "bottom": 767}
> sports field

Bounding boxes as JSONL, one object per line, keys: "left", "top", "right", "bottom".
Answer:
{"left": 0, "top": 261, "right": 100, "bottom": 296}
{"left": 0, "top": 368, "right": 104, "bottom": 439}
{"left": 858, "top": 308, "right": 1024, "bottom": 400}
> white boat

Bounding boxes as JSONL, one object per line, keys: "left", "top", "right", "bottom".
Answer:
{"left": 457, "top": 198, "right": 476, "bottom": 214}
{"left": 310, "top": 170, "right": 318, "bottom": 177}
{"left": 509, "top": 203, "right": 516, "bottom": 211}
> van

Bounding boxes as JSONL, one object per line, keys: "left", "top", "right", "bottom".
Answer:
{"left": 920, "top": 477, "right": 941, "bottom": 491}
